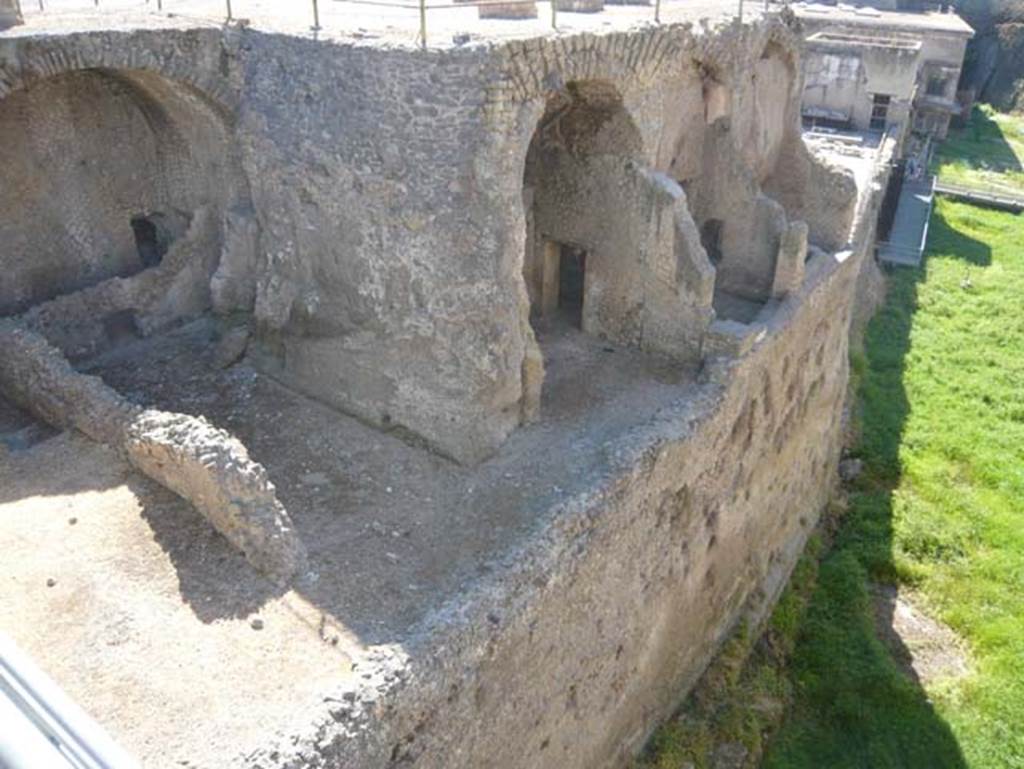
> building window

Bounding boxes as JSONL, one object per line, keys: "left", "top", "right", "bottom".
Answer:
{"left": 926, "top": 76, "right": 949, "bottom": 98}
{"left": 870, "top": 93, "right": 891, "bottom": 131}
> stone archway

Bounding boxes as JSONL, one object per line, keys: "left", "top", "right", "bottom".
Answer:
{"left": 518, "top": 79, "right": 715, "bottom": 417}
{"left": 522, "top": 80, "right": 645, "bottom": 338}
{"left": 0, "top": 66, "right": 252, "bottom": 357}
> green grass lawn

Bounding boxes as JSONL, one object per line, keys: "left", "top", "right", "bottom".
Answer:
{"left": 762, "top": 198, "right": 1024, "bottom": 769}
{"left": 933, "top": 105, "right": 1024, "bottom": 194}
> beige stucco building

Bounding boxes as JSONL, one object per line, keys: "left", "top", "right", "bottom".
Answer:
{"left": 795, "top": 3, "right": 973, "bottom": 139}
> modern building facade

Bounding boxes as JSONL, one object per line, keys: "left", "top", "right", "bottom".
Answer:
{"left": 795, "top": 3, "right": 973, "bottom": 139}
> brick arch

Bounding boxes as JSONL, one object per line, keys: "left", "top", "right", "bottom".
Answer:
{"left": 0, "top": 40, "right": 251, "bottom": 322}
{"left": 0, "top": 29, "right": 240, "bottom": 113}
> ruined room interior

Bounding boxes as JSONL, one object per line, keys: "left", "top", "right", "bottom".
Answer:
{"left": 0, "top": 12, "right": 879, "bottom": 768}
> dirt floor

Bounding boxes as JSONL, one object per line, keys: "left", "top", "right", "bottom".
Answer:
{"left": 0, "top": 314, "right": 699, "bottom": 765}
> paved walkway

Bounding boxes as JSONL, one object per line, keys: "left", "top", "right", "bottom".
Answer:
{"left": 879, "top": 176, "right": 934, "bottom": 267}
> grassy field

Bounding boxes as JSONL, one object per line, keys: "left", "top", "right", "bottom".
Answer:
{"left": 932, "top": 105, "right": 1024, "bottom": 194}
{"left": 639, "top": 196, "right": 1024, "bottom": 769}
{"left": 762, "top": 198, "right": 1024, "bottom": 769}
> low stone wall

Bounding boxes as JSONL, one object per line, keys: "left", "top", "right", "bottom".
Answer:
{"left": 246, "top": 172, "right": 884, "bottom": 768}
{"left": 0, "top": 321, "right": 305, "bottom": 583}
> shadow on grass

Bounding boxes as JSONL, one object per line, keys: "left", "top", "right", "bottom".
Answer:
{"left": 937, "top": 105, "right": 1022, "bottom": 175}
{"left": 761, "top": 210, "right": 993, "bottom": 769}
{"left": 926, "top": 207, "right": 994, "bottom": 267}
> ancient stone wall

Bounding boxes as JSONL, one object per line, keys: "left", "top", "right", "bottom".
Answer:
{"left": 0, "top": 15, "right": 893, "bottom": 769}
{"left": 248, "top": 157, "right": 889, "bottom": 769}
{"left": 0, "top": 67, "right": 245, "bottom": 315}
{"left": 0, "top": 320, "right": 305, "bottom": 582}
{"left": 0, "top": 20, "right": 849, "bottom": 465}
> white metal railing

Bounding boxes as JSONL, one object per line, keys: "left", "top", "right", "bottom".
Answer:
{"left": 0, "top": 633, "right": 140, "bottom": 769}
{"left": 933, "top": 178, "right": 1024, "bottom": 209}
{"left": 12, "top": 0, "right": 784, "bottom": 48}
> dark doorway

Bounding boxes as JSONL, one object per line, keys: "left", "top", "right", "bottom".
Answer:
{"left": 558, "top": 244, "right": 586, "bottom": 328}
{"left": 701, "top": 219, "right": 724, "bottom": 265}
{"left": 131, "top": 215, "right": 168, "bottom": 268}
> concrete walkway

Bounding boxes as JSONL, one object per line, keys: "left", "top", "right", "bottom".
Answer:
{"left": 879, "top": 176, "right": 934, "bottom": 267}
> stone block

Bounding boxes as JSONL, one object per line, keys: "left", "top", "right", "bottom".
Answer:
{"left": 471, "top": 0, "right": 539, "bottom": 19}
{"left": 772, "top": 220, "right": 809, "bottom": 299}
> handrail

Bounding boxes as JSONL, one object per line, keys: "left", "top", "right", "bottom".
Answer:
{"left": 0, "top": 633, "right": 140, "bottom": 769}
{"left": 935, "top": 179, "right": 1024, "bottom": 201}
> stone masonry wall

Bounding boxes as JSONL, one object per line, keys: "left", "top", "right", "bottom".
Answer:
{"left": 0, "top": 19, "right": 847, "bottom": 465}
{"left": 0, "top": 67, "right": 246, "bottom": 315}
{"left": 246, "top": 167, "right": 884, "bottom": 769}
{"left": 0, "top": 15, "right": 886, "bottom": 769}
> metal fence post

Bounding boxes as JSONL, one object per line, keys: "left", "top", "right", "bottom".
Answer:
{"left": 737, "top": 0, "right": 743, "bottom": 23}
{"left": 419, "top": 0, "right": 426, "bottom": 49}
{"left": 226, "top": 0, "right": 232, "bottom": 21}
{"left": 551, "top": 0, "right": 556, "bottom": 29}
{"left": 312, "top": 0, "right": 321, "bottom": 30}
{"left": 654, "top": 0, "right": 660, "bottom": 22}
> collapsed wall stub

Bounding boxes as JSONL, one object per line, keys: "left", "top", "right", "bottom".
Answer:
{"left": 0, "top": 320, "right": 305, "bottom": 583}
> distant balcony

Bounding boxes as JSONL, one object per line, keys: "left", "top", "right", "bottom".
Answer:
{"left": 916, "top": 93, "right": 961, "bottom": 114}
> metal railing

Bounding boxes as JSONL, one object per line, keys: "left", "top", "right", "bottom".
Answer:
{"left": 1, "top": 633, "right": 140, "bottom": 769}
{"left": 14, "top": 0, "right": 776, "bottom": 49}
{"left": 933, "top": 178, "right": 1024, "bottom": 210}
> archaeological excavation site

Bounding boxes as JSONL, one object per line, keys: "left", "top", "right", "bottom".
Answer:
{"left": 0, "top": 1, "right": 900, "bottom": 767}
